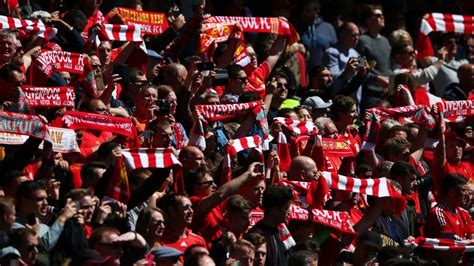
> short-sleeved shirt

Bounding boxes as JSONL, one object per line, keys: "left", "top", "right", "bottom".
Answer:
{"left": 425, "top": 203, "right": 474, "bottom": 240}
{"left": 190, "top": 196, "right": 226, "bottom": 245}
{"left": 161, "top": 228, "right": 206, "bottom": 252}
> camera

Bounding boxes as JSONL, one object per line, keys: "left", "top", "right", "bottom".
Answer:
{"left": 197, "top": 62, "right": 215, "bottom": 71}
{"left": 214, "top": 69, "right": 229, "bottom": 86}
{"left": 356, "top": 56, "right": 365, "bottom": 68}
{"left": 255, "top": 164, "right": 264, "bottom": 173}
{"left": 155, "top": 99, "right": 171, "bottom": 116}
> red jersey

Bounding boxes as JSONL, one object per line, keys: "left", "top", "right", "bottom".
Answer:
{"left": 190, "top": 196, "right": 226, "bottom": 244}
{"left": 433, "top": 160, "right": 473, "bottom": 195}
{"left": 245, "top": 62, "right": 270, "bottom": 99}
{"left": 425, "top": 203, "right": 474, "bottom": 240}
{"left": 161, "top": 228, "right": 206, "bottom": 253}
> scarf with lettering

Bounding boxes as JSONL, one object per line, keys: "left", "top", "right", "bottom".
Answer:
{"left": 0, "top": 111, "right": 48, "bottom": 140}
{"left": 416, "top": 13, "right": 474, "bottom": 58}
{"left": 62, "top": 110, "right": 137, "bottom": 138}
{"left": 249, "top": 205, "right": 355, "bottom": 235}
{"left": 189, "top": 101, "right": 268, "bottom": 151}
{"left": 199, "top": 16, "right": 299, "bottom": 66}
{"left": 32, "top": 51, "right": 97, "bottom": 96}
{"left": 121, "top": 148, "right": 183, "bottom": 192}
{"left": 21, "top": 86, "right": 75, "bottom": 108}
{"left": 105, "top": 7, "right": 169, "bottom": 36}
{"left": 405, "top": 237, "right": 474, "bottom": 252}
{"left": 222, "top": 135, "right": 263, "bottom": 184}
{"left": 437, "top": 100, "right": 474, "bottom": 121}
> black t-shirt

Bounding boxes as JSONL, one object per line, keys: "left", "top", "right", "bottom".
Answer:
{"left": 249, "top": 221, "right": 288, "bottom": 266}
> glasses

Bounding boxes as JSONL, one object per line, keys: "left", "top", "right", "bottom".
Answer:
{"left": 180, "top": 204, "right": 193, "bottom": 210}
{"left": 198, "top": 180, "right": 214, "bottom": 186}
{"left": 372, "top": 13, "right": 384, "bottom": 18}
{"left": 27, "top": 245, "right": 39, "bottom": 252}
{"left": 91, "top": 64, "right": 101, "bottom": 69}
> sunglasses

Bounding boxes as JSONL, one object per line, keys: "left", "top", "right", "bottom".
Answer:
{"left": 198, "top": 180, "right": 214, "bottom": 186}
{"left": 27, "top": 245, "right": 39, "bottom": 252}
{"left": 372, "top": 13, "right": 384, "bottom": 18}
{"left": 233, "top": 77, "right": 247, "bottom": 82}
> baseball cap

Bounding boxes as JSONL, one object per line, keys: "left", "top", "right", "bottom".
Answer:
{"left": 147, "top": 49, "right": 163, "bottom": 60}
{"left": 150, "top": 246, "right": 183, "bottom": 260}
{"left": 358, "top": 231, "right": 382, "bottom": 250}
{"left": 280, "top": 99, "right": 300, "bottom": 109}
{"left": 303, "top": 96, "right": 332, "bottom": 109}
{"left": 445, "top": 130, "right": 467, "bottom": 147}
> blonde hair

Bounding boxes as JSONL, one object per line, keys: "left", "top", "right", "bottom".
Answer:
{"left": 388, "top": 29, "right": 413, "bottom": 46}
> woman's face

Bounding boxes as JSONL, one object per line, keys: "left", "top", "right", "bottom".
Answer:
{"left": 297, "top": 108, "right": 312, "bottom": 122}
{"left": 148, "top": 211, "right": 165, "bottom": 239}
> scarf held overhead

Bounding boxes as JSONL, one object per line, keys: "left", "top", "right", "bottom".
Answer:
{"left": 62, "top": 110, "right": 136, "bottom": 138}
{"left": 106, "top": 7, "right": 169, "bottom": 36}
{"left": 0, "top": 111, "right": 48, "bottom": 139}
{"left": 21, "top": 86, "right": 75, "bottom": 108}
{"left": 0, "top": 15, "right": 57, "bottom": 39}
{"left": 222, "top": 135, "right": 263, "bottom": 184}
{"left": 189, "top": 101, "right": 268, "bottom": 150}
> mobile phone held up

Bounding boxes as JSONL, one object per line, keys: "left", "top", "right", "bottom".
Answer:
{"left": 155, "top": 99, "right": 171, "bottom": 116}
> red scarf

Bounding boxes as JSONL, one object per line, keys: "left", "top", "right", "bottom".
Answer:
{"left": 222, "top": 135, "right": 263, "bottom": 184}
{"left": 62, "top": 111, "right": 137, "bottom": 138}
{"left": 21, "top": 86, "right": 75, "bottom": 108}
{"left": 105, "top": 7, "right": 169, "bottom": 36}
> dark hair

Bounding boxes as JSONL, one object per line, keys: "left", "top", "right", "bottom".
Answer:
{"left": 441, "top": 173, "right": 468, "bottom": 196}
{"left": 156, "top": 84, "right": 174, "bottom": 98}
{"left": 0, "top": 197, "right": 15, "bottom": 216}
{"left": 337, "top": 21, "right": 358, "bottom": 38}
{"left": 0, "top": 170, "right": 25, "bottom": 187}
{"left": 16, "top": 180, "right": 46, "bottom": 202}
{"left": 227, "top": 195, "right": 254, "bottom": 214}
{"left": 157, "top": 191, "right": 189, "bottom": 217}
{"left": 331, "top": 95, "right": 356, "bottom": 121}
{"left": 226, "top": 64, "right": 244, "bottom": 79}
{"left": 184, "top": 167, "right": 210, "bottom": 196}
{"left": 244, "top": 232, "right": 266, "bottom": 247}
{"left": 65, "top": 188, "right": 92, "bottom": 202}
{"left": 389, "top": 125, "right": 408, "bottom": 137}
{"left": 289, "top": 239, "right": 320, "bottom": 256}
{"left": 62, "top": 9, "right": 88, "bottom": 31}
{"left": 238, "top": 91, "right": 260, "bottom": 103}
{"left": 119, "top": 0, "right": 143, "bottom": 9}
{"left": 89, "top": 227, "right": 120, "bottom": 249}
{"left": 261, "top": 185, "right": 293, "bottom": 213}
{"left": 0, "top": 63, "right": 22, "bottom": 80}
{"left": 135, "top": 207, "right": 166, "bottom": 240}
{"left": 362, "top": 4, "right": 383, "bottom": 21}
{"left": 288, "top": 250, "right": 319, "bottom": 266}
{"left": 390, "top": 161, "right": 418, "bottom": 181}
{"left": 129, "top": 67, "right": 145, "bottom": 81}
{"left": 183, "top": 243, "right": 208, "bottom": 259}
{"left": 308, "top": 65, "right": 328, "bottom": 78}
{"left": 9, "top": 228, "right": 36, "bottom": 247}
{"left": 182, "top": 56, "right": 202, "bottom": 70}
{"left": 382, "top": 138, "right": 411, "bottom": 159}
{"left": 96, "top": 142, "right": 121, "bottom": 161}
{"left": 80, "top": 161, "right": 108, "bottom": 184}
{"left": 377, "top": 246, "right": 403, "bottom": 265}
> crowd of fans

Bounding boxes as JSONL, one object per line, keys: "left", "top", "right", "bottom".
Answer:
{"left": 0, "top": 0, "right": 474, "bottom": 265}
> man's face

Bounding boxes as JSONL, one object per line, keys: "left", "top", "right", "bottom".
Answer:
{"left": 5, "top": 70, "right": 24, "bottom": 97}
{"left": 443, "top": 37, "right": 457, "bottom": 56}
{"left": 79, "top": 195, "right": 95, "bottom": 224}
{"left": 323, "top": 122, "right": 338, "bottom": 139}
{"left": 301, "top": 2, "right": 319, "bottom": 24}
{"left": 231, "top": 245, "right": 255, "bottom": 266}
{"left": 400, "top": 174, "right": 417, "bottom": 195}
{"left": 467, "top": 38, "right": 474, "bottom": 56}
{"left": 342, "top": 23, "right": 360, "bottom": 48}
{"left": 194, "top": 174, "right": 216, "bottom": 198}
{"left": 228, "top": 70, "right": 248, "bottom": 94}
{"left": 128, "top": 74, "right": 147, "bottom": 96}
{"left": 177, "top": 66, "right": 188, "bottom": 87}
{"left": 90, "top": 100, "right": 107, "bottom": 115}
{"left": 4, "top": 206, "right": 16, "bottom": 228}
{"left": 227, "top": 210, "right": 251, "bottom": 236}
{"left": 446, "top": 139, "right": 464, "bottom": 162}
{"left": 30, "top": 189, "right": 48, "bottom": 218}
{"left": 366, "top": 9, "right": 385, "bottom": 32}
{"left": 18, "top": 233, "right": 39, "bottom": 265}
{"left": 0, "top": 35, "right": 17, "bottom": 63}
{"left": 246, "top": 46, "right": 258, "bottom": 69}
{"left": 338, "top": 104, "right": 357, "bottom": 126}
{"left": 90, "top": 55, "right": 102, "bottom": 76}
{"left": 95, "top": 231, "right": 122, "bottom": 262}
{"left": 135, "top": 87, "right": 158, "bottom": 113}
{"left": 313, "top": 69, "right": 332, "bottom": 90}
{"left": 173, "top": 196, "right": 193, "bottom": 226}
{"left": 276, "top": 77, "right": 288, "bottom": 100}
{"left": 152, "top": 125, "right": 173, "bottom": 148}
{"left": 98, "top": 41, "right": 112, "bottom": 66}
{"left": 254, "top": 243, "right": 267, "bottom": 266}
{"left": 148, "top": 211, "right": 165, "bottom": 239}
{"left": 454, "top": 184, "right": 472, "bottom": 207}
{"left": 183, "top": 149, "right": 207, "bottom": 171}
{"left": 277, "top": 201, "right": 291, "bottom": 224}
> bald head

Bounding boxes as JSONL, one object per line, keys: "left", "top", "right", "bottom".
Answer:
{"left": 288, "top": 156, "right": 318, "bottom": 181}
{"left": 458, "top": 63, "right": 474, "bottom": 90}
{"left": 163, "top": 63, "right": 188, "bottom": 89}
{"left": 179, "top": 145, "right": 206, "bottom": 172}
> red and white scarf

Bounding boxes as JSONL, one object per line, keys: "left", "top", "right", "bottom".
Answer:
{"left": 273, "top": 117, "right": 317, "bottom": 136}
{"left": 405, "top": 237, "right": 474, "bottom": 252}
{"left": 189, "top": 101, "right": 268, "bottom": 150}
{"left": 121, "top": 148, "right": 184, "bottom": 192}
{"left": 21, "top": 86, "right": 75, "bottom": 108}
{"left": 0, "top": 15, "right": 57, "bottom": 39}
{"left": 93, "top": 23, "right": 147, "bottom": 52}
{"left": 437, "top": 100, "right": 474, "bottom": 121}
{"left": 321, "top": 172, "right": 400, "bottom": 198}
{"left": 222, "top": 135, "right": 263, "bottom": 184}
{"left": 0, "top": 111, "right": 48, "bottom": 140}
{"left": 416, "top": 13, "right": 474, "bottom": 58}
{"left": 62, "top": 110, "right": 137, "bottom": 138}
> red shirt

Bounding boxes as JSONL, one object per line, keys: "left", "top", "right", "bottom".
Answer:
{"left": 190, "top": 196, "right": 226, "bottom": 244}
{"left": 425, "top": 203, "right": 474, "bottom": 240}
{"left": 161, "top": 228, "right": 206, "bottom": 253}
{"left": 433, "top": 160, "right": 473, "bottom": 195}
{"left": 245, "top": 62, "right": 270, "bottom": 99}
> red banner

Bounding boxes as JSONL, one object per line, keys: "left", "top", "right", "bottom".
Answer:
{"left": 438, "top": 100, "right": 474, "bottom": 118}
{"left": 35, "top": 51, "right": 88, "bottom": 77}
{"left": 0, "top": 111, "right": 48, "bottom": 139}
{"left": 62, "top": 111, "right": 136, "bottom": 138}
{"left": 22, "top": 86, "right": 75, "bottom": 108}
{"left": 106, "top": 7, "right": 169, "bottom": 36}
